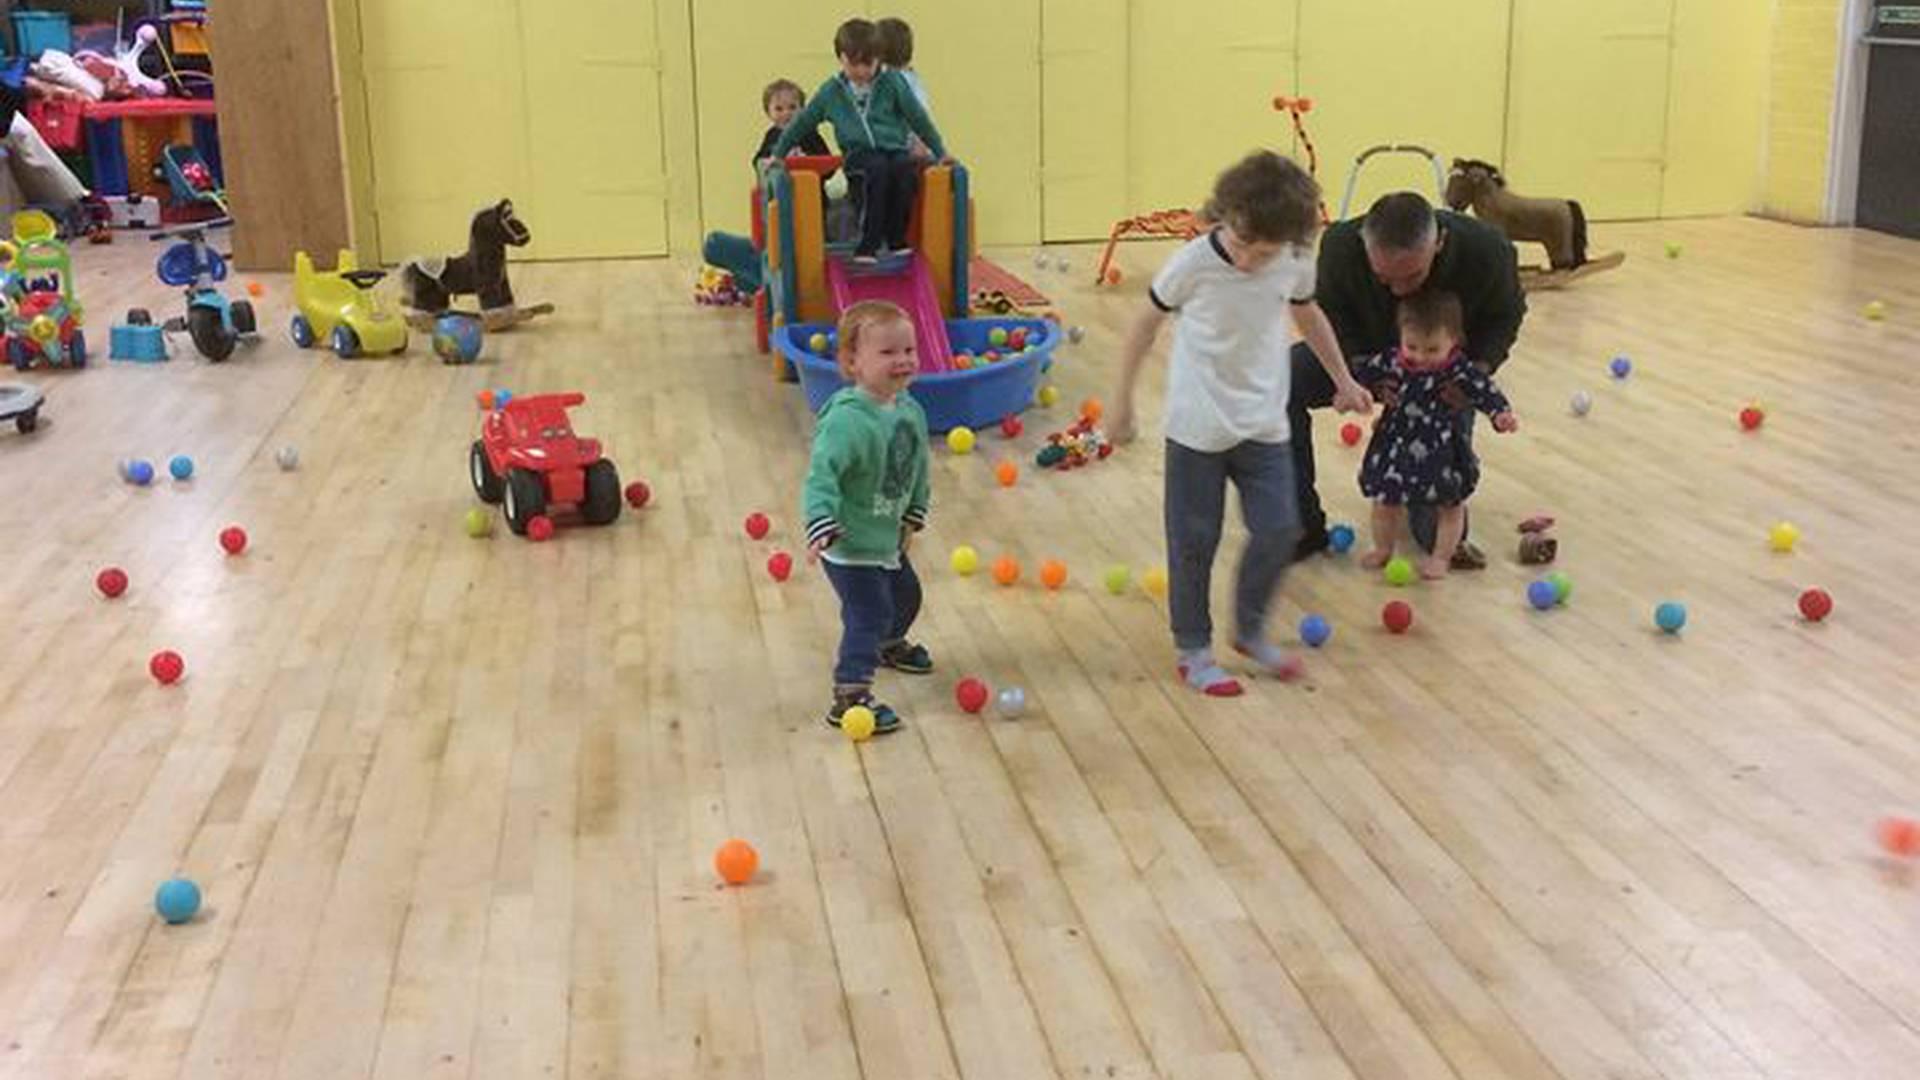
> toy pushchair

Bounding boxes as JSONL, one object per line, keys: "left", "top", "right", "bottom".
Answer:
{"left": 160, "top": 144, "right": 227, "bottom": 215}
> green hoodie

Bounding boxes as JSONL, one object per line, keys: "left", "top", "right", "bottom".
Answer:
{"left": 803, "top": 387, "right": 930, "bottom": 566}
{"left": 773, "top": 69, "right": 947, "bottom": 160}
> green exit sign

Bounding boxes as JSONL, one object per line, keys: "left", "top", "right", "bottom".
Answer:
{"left": 1875, "top": 5, "right": 1920, "bottom": 26}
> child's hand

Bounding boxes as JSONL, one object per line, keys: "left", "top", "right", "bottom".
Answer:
{"left": 1492, "top": 411, "right": 1519, "bottom": 433}
{"left": 807, "top": 535, "right": 833, "bottom": 563}
{"left": 899, "top": 526, "right": 915, "bottom": 553}
{"left": 1108, "top": 399, "right": 1138, "bottom": 445}
{"left": 1332, "top": 380, "right": 1374, "bottom": 415}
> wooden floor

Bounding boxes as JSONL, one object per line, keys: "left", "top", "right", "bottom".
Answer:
{"left": 3, "top": 217, "right": 1919, "bottom": 1080}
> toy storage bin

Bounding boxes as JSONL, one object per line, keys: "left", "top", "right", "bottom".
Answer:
{"left": 11, "top": 10, "right": 73, "bottom": 57}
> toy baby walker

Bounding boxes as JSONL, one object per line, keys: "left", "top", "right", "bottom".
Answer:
{"left": 0, "top": 210, "right": 87, "bottom": 370}
{"left": 469, "top": 391, "right": 622, "bottom": 537}
{"left": 290, "top": 249, "right": 408, "bottom": 358}
{"left": 150, "top": 220, "right": 256, "bottom": 361}
{"left": 399, "top": 199, "right": 553, "bottom": 332}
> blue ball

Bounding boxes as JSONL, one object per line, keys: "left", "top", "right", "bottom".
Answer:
{"left": 1527, "top": 580, "right": 1558, "bottom": 610}
{"left": 1299, "top": 614, "right": 1332, "bottom": 648}
{"left": 1610, "top": 355, "right": 1632, "bottom": 378}
{"left": 126, "top": 459, "right": 155, "bottom": 486}
{"left": 431, "top": 314, "right": 484, "bottom": 363}
{"left": 494, "top": 389, "right": 513, "bottom": 407}
{"left": 155, "top": 878, "right": 201, "bottom": 924}
{"left": 1655, "top": 601, "right": 1687, "bottom": 633}
{"left": 1328, "top": 523, "right": 1356, "bottom": 554}
{"left": 169, "top": 454, "right": 194, "bottom": 481}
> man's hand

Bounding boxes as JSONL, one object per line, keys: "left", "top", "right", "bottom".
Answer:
{"left": 1331, "top": 380, "right": 1374, "bottom": 415}
{"left": 1492, "top": 411, "right": 1519, "bottom": 433}
{"left": 1438, "top": 381, "right": 1470, "bottom": 411}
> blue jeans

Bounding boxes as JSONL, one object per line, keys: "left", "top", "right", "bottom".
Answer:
{"left": 1164, "top": 439, "right": 1301, "bottom": 652}
{"left": 822, "top": 554, "right": 922, "bottom": 686}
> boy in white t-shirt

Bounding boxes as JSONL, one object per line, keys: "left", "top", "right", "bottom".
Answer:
{"left": 1110, "top": 150, "right": 1372, "bottom": 696}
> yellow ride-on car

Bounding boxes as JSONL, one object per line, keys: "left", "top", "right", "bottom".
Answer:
{"left": 290, "top": 250, "right": 408, "bottom": 358}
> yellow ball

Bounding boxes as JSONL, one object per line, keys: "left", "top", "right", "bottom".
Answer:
{"left": 1864, "top": 300, "right": 1887, "bottom": 321}
{"left": 464, "top": 508, "right": 493, "bottom": 537}
{"left": 1037, "top": 384, "right": 1059, "bottom": 408}
{"left": 1141, "top": 566, "right": 1168, "bottom": 598}
{"left": 947, "top": 426, "right": 976, "bottom": 454}
{"left": 840, "top": 705, "right": 876, "bottom": 741}
{"left": 1768, "top": 521, "right": 1800, "bottom": 552}
{"left": 950, "top": 544, "right": 979, "bottom": 576}
{"left": 29, "top": 314, "right": 57, "bottom": 342}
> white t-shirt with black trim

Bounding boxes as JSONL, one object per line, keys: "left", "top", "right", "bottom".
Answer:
{"left": 1149, "top": 230, "right": 1317, "bottom": 453}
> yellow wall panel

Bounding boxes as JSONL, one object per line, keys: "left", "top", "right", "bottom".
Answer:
{"left": 1506, "top": 0, "right": 1673, "bottom": 220}
{"left": 1297, "top": 0, "right": 1510, "bottom": 220}
{"left": 1041, "top": 0, "right": 1127, "bottom": 241}
{"left": 1662, "top": 0, "right": 1769, "bottom": 217}
{"left": 1764, "top": 0, "right": 1843, "bottom": 222}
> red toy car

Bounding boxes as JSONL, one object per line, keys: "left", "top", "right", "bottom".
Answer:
{"left": 469, "top": 391, "right": 623, "bottom": 535}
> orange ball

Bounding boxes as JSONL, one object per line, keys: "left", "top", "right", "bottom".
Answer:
{"left": 714, "top": 838, "right": 758, "bottom": 884}
{"left": 1039, "top": 559, "right": 1067, "bottom": 590}
{"left": 1080, "top": 398, "right": 1103, "bottom": 423}
{"left": 1878, "top": 816, "right": 1920, "bottom": 858}
{"left": 246, "top": 280, "right": 265, "bottom": 298}
{"left": 992, "top": 556, "right": 1020, "bottom": 586}
{"left": 1104, "top": 267, "right": 1123, "bottom": 286}
{"left": 995, "top": 460, "right": 1018, "bottom": 487}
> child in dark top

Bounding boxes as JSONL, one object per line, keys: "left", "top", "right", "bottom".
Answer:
{"left": 1352, "top": 290, "right": 1518, "bottom": 580}
{"left": 753, "top": 78, "right": 833, "bottom": 168}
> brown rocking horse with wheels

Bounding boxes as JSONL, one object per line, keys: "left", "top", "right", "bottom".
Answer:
{"left": 1444, "top": 159, "right": 1625, "bottom": 289}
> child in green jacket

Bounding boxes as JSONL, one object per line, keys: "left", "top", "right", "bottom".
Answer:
{"left": 803, "top": 300, "right": 933, "bottom": 733}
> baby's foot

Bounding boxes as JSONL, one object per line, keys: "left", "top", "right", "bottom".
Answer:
{"left": 1359, "top": 548, "right": 1392, "bottom": 570}
{"left": 1176, "top": 650, "right": 1243, "bottom": 697}
{"left": 1233, "top": 638, "right": 1305, "bottom": 681}
{"left": 1419, "top": 557, "right": 1450, "bottom": 580}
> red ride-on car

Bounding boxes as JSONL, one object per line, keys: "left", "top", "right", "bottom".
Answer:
{"left": 470, "top": 392, "right": 623, "bottom": 535}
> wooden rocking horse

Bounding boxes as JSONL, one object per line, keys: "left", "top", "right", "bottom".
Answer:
{"left": 1444, "top": 160, "right": 1624, "bottom": 289}
{"left": 398, "top": 199, "right": 555, "bottom": 331}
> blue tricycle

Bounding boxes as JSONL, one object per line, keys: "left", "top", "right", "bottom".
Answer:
{"left": 150, "top": 220, "right": 256, "bottom": 362}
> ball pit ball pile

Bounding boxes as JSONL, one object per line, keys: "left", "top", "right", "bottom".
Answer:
{"left": 744, "top": 512, "right": 771, "bottom": 540}
{"left": 1381, "top": 601, "right": 1414, "bottom": 634}
{"left": 154, "top": 878, "right": 202, "bottom": 924}
{"left": 1299, "top": 614, "right": 1332, "bottom": 647}
{"left": 841, "top": 705, "right": 876, "bottom": 741}
{"left": 955, "top": 677, "right": 989, "bottom": 713}
{"left": 714, "top": 839, "right": 758, "bottom": 885}
{"left": 1798, "top": 587, "right": 1832, "bottom": 622}
{"left": 951, "top": 545, "right": 979, "bottom": 576}
{"left": 96, "top": 567, "right": 129, "bottom": 598}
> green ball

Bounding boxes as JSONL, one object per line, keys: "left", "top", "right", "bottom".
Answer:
{"left": 1546, "top": 571, "right": 1572, "bottom": 604}
{"left": 1384, "top": 557, "right": 1415, "bottom": 586}
{"left": 465, "top": 508, "right": 493, "bottom": 538}
{"left": 1103, "top": 565, "right": 1131, "bottom": 595}
{"left": 988, "top": 326, "right": 1008, "bottom": 348}
{"left": 1664, "top": 241, "right": 1682, "bottom": 259}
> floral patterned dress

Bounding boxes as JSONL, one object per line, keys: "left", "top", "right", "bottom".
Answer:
{"left": 1353, "top": 347, "right": 1511, "bottom": 506}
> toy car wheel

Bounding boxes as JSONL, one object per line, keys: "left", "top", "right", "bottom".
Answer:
{"left": 581, "top": 459, "right": 623, "bottom": 525}
{"left": 126, "top": 308, "right": 153, "bottom": 327}
{"left": 188, "top": 307, "right": 236, "bottom": 362}
{"left": 330, "top": 325, "right": 360, "bottom": 359}
{"left": 231, "top": 300, "right": 256, "bottom": 335}
{"left": 469, "top": 440, "right": 504, "bottom": 504}
{"left": 69, "top": 330, "right": 87, "bottom": 367}
{"left": 6, "top": 338, "right": 27, "bottom": 371}
{"left": 503, "top": 468, "right": 547, "bottom": 536}
{"left": 290, "top": 314, "right": 315, "bottom": 348}
{"left": 15, "top": 406, "right": 37, "bottom": 434}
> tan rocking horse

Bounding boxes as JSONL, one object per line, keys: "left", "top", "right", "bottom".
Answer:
{"left": 1444, "top": 159, "right": 1624, "bottom": 289}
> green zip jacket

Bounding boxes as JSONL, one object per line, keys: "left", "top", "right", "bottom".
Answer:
{"left": 802, "top": 387, "right": 931, "bottom": 565}
{"left": 773, "top": 70, "right": 947, "bottom": 160}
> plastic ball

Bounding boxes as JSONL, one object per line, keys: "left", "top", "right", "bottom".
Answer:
{"left": 1381, "top": 601, "right": 1414, "bottom": 634}
{"left": 1654, "top": 601, "right": 1687, "bottom": 633}
{"left": 999, "top": 414, "right": 1023, "bottom": 438}
{"left": 464, "top": 508, "right": 493, "bottom": 537}
{"left": 1570, "top": 390, "right": 1593, "bottom": 417}
{"left": 995, "top": 460, "right": 1018, "bottom": 487}
{"left": 625, "top": 481, "right": 651, "bottom": 509}
{"left": 1546, "top": 571, "right": 1572, "bottom": 604}
{"left": 1039, "top": 559, "right": 1067, "bottom": 590}
{"left": 1033, "top": 252, "right": 1049, "bottom": 269}
{"left": 1864, "top": 300, "right": 1887, "bottom": 321}
{"left": 247, "top": 280, "right": 265, "bottom": 298}
{"left": 431, "top": 314, "right": 484, "bottom": 363}
{"left": 219, "top": 526, "right": 248, "bottom": 555}
{"left": 155, "top": 878, "right": 202, "bottom": 924}
{"left": 1140, "top": 567, "right": 1168, "bottom": 598}
{"left": 275, "top": 445, "right": 299, "bottom": 471}
{"left": 950, "top": 545, "right": 979, "bottom": 576}
{"left": 494, "top": 389, "right": 513, "bottom": 407}
{"left": 476, "top": 390, "right": 497, "bottom": 410}
{"left": 1610, "top": 355, "right": 1632, "bottom": 379}
{"left": 947, "top": 427, "right": 976, "bottom": 454}
{"left": 1299, "top": 614, "right": 1332, "bottom": 648}
{"left": 1384, "top": 557, "right": 1415, "bottom": 586}
{"left": 1104, "top": 267, "right": 1123, "bottom": 286}
{"left": 841, "top": 705, "right": 876, "bottom": 741}
{"left": 955, "top": 677, "right": 989, "bottom": 713}
{"left": 714, "top": 839, "right": 758, "bottom": 885}
{"left": 992, "top": 556, "right": 1020, "bottom": 586}
{"left": 809, "top": 332, "right": 830, "bottom": 355}
{"left": 1008, "top": 328, "right": 1028, "bottom": 351}
{"left": 150, "top": 649, "right": 185, "bottom": 685}
{"left": 169, "top": 455, "right": 194, "bottom": 481}
{"left": 1037, "top": 385, "right": 1059, "bottom": 408}
{"left": 1527, "top": 580, "right": 1558, "bottom": 610}
{"left": 1768, "top": 521, "right": 1799, "bottom": 553}
{"left": 126, "top": 459, "right": 155, "bottom": 486}
{"left": 527, "top": 515, "right": 555, "bottom": 542}
{"left": 97, "top": 566, "right": 129, "bottom": 598}
{"left": 744, "top": 512, "right": 771, "bottom": 540}
{"left": 989, "top": 327, "right": 1009, "bottom": 348}
{"left": 1328, "top": 524, "right": 1356, "bottom": 554}
{"left": 1339, "top": 422, "right": 1362, "bottom": 446}
{"left": 995, "top": 687, "right": 1027, "bottom": 718}
{"left": 953, "top": 353, "right": 974, "bottom": 371}
{"left": 1877, "top": 816, "right": 1920, "bottom": 857}
{"left": 1739, "top": 405, "right": 1764, "bottom": 431}
{"left": 1080, "top": 397, "right": 1103, "bottom": 423}
{"left": 984, "top": 350, "right": 1002, "bottom": 364}
{"left": 1664, "top": 241, "right": 1682, "bottom": 259}
{"left": 1067, "top": 325, "right": 1085, "bottom": 345}
{"left": 767, "top": 551, "right": 794, "bottom": 582}
{"left": 1798, "top": 587, "right": 1832, "bottom": 622}
{"left": 1103, "top": 565, "right": 1131, "bottom": 595}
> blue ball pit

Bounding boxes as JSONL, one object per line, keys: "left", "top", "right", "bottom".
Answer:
{"left": 777, "top": 317, "right": 1057, "bottom": 433}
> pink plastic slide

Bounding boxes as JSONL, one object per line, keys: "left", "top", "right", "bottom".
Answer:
{"left": 824, "top": 253, "right": 953, "bottom": 372}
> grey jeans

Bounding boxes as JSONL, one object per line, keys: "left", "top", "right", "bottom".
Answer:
{"left": 1164, "top": 438, "right": 1301, "bottom": 652}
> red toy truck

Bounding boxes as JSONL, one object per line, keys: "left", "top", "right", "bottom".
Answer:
{"left": 469, "top": 392, "right": 622, "bottom": 535}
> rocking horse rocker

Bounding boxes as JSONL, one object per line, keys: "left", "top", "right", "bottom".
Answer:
{"left": 1444, "top": 160, "right": 1625, "bottom": 290}
{"left": 398, "top": 200, "right": 555, "bottom": 332}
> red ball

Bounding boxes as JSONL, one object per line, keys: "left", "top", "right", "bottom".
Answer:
{"left": 1739, "top": 406, "right": 1765, "bottom": 431}
{"left": 1878, "top": 816, "right": 1920, "bottom": 858}
{"left": 1340, "top": 422, "right": 1363, "bottom": 446}
{"left": 218, "top": 526, "right": 248, "bottom": 555}
{"left": 744, "top": 512, "right": 771, "bottom": 540}
{"left": 1798, "top": 587, "right": 1832, "bottom": 622}
{"left": 954, "top": 677, "right": 989, "bottom": 714}
{"left": 149, "top": 649, "right": 184, "bottom": 685}
{"left": 527, "top": 515, "right": 555, "bottom": 542}
{"left": 625, "top": 480, "right": 651, "bottom": 509}
{"left": 767, "top": 551, "right": 794, "bottom": 581}
{"left": 1381, "top": 600, "right": 1414, "bottom": 634}
{"left": 96, "top": 567, "right": 129, "bottom": 599}
{"left": 1000, "top": 414, "right": 1024, "bottom": 438}
{"left": 1008, "top": 327, "right": 1028, "bottom": 350}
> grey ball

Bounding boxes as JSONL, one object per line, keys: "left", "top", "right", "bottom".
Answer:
{"left": 1067, "top": 325, "right": 1085, "bottom": 345}
{"left": 1033, "top": 252, "right": 1049, "bottom": 269}
{"left": 1054, "top": 256, "right": 1072, "bottom": 274}
{"left": 1570, "top": 391, "right": 1593, "bottom": 417}
{"left": 275, "top": 445, "right": 300, "bottom": 471}
{"left": 995, "top": 686, "right": 1027, "bottom": 718}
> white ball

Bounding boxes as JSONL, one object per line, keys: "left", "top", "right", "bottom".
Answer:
{"left": 1054, "top": 256, "right": 1072, "bottom": 274}
{"left": 1570, "top": 390, "right": 1593, "bottom": 417}
{"left": 995, "top": 686, "right": 1027, "bottom": 718}
{"left": 1067, "top": 325, "right": 1085, "bottom": 345}
{"left": 275, "top": 445, "right": 300, "bottom": 471}
{"left": 1033, "top": 252, "right": 1048, "bottom": 269}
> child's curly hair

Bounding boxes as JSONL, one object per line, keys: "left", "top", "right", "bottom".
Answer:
{"left": 836, "top": 299, "right": 913, "bottom": 379}
{"left": 1201, "top": 150, "right": 1321, "bottom": 247}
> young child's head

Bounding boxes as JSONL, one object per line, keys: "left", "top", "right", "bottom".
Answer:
{"left": 1201, "top": 150, "right": 1320, "bottom": 271}
{"left": 762, "top": 78, "right": 805, "bottom": 128}
{"left": 876, "top": 17, "right": 913, "bottom": 68}
{"left": 834, "top": 18, "right": 880, "bottom": 85}
{"left": 1395, "top": 290, "right": 1464, "bottom": 369}
{"left": 837, "top": 299, "right": 917, "bottom": 397}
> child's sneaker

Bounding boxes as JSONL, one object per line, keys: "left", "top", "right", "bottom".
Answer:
{"left": 878, "top": 639, "right": 934, "bottom": 674}
{"left": 826, "top": 686, "right": 903, "bottom": 734}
